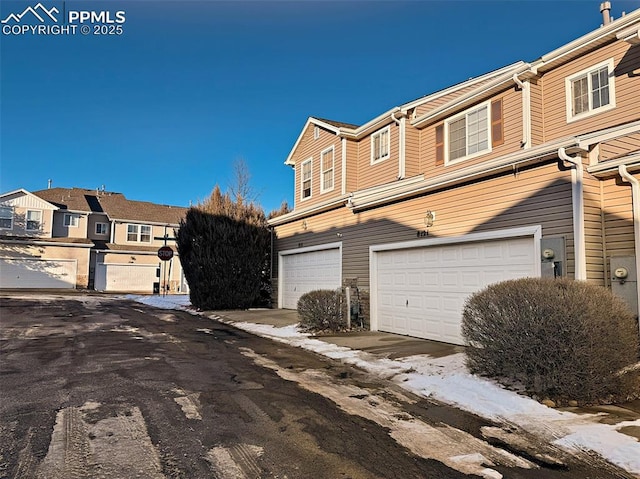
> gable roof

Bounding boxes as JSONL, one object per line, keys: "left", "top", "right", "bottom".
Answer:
{"left": 33, "top": 187, "right": 187, "bottom": 225}
{"left": 0, "top": 188, "right": 59, "bottom": 210}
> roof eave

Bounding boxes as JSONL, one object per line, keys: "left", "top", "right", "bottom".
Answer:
{"left": 411, "top": 63, "right": 532, "bottom": 129}
{"left": 267, "top": 196, "right": 348, "bottom": 226}
{"left": 533, "top": 8, "right": 640, "bottom": 74}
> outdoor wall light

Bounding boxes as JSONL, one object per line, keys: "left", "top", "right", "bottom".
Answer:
{"left": 424, "top": 211, "right": 436, "bottom": 229}
{"left": 302, "top": 220, "right": 308, "bottom": 230}
{"left": 336, "top": 232, "right": 343, "bottom": 238}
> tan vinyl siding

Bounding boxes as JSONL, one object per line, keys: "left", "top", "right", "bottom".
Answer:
{"left": 346, "top": 139, "right": 358, "bottom": 193}
{"left": 274, "top": 161, "right": 575, "bottom": 290}
{"left": 291, "top": 125, "right": 343, "bottom": 209}
{"left": 542, "top": 41, "right": 640, "bottom": 142}
{"left": 530, "top": 78, "right": 544, "bottom": 145}
{"left": 583, "top": 172, "right": 605, "bottom": 284}
{"left": 357, "top": 122, "right": 400, "bottom": 190}
{"left": 599, "top": 132, "right": 640, "bottom": 161}
{"left": 602, "top": 176, "right": 636, "bottom": 269}
{"left": 404, "top": 122, "right": 420, "bottom": 178}
{"left": 420, "top": 87, "right": 523, "bottom": 178}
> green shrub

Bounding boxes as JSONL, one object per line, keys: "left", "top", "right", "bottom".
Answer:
{"left": 462, "top": 277, "right": 640, "bottom": 405}
{"left": 297, "top": 289, "right": 346, "bottom": 332}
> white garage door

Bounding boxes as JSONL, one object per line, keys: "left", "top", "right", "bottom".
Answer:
{"left": 95, "top": 263, "right": 158, "bottom": 293}
{"left": 280, "top": 246, "right": 341, "bottom": 309}
{"left": 0, "top": 258, "right": 77, "bottom": 289}
{"left": 373, "top": 235, "right": 538, "bottom": 345}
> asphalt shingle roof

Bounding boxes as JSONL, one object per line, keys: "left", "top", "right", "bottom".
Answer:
{"left": 33, "top": 188, "right": 187, "bottom": 225}
{"left": 313, "top": 117, "right": 360, "bottom": 129}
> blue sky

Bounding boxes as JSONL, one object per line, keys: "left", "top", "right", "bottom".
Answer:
{"left": 2, "top": 0, "right": 639, "bottom": 214}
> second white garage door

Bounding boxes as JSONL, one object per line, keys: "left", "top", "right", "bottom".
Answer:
{"left": 94, "top": 263, "right": 159, "bottom": 293}
{"left": 372, "top": 230, "right": 539, "bottom": 345}
{"left": 280, "top": 245, "right": 341, "bottom": 309}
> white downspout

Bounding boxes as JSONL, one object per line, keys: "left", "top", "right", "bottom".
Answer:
{"left": 391, "top": 111, "right": 405, "bottom": 179}
{"left": 512, "top": 74, "right": 531, "bottom": 149}
{"left": 110, "top": 220, "right": 116, "bottom": 244}
{"left": 618, "top": 164, "right": 640, "bottom": 319}
{"left": 559, "top": 147, "right": 587, "bottom": 280}
{"left": 341, "top": 137, "right": 347, "bottom": 195}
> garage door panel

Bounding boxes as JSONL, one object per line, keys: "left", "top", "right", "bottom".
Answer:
{"left": 95, "top": 263, "right": 157, "bottom": 292}
{"left": 374, "top": 236, "right": 537, "bottom": 345}
{"left": 0, "top": 258, "right": 77, "bottom": 289}
{"left": 281, "top": 248, "right": 340, "bottom": 309}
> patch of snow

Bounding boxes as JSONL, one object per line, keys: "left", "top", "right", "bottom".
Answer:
{"left": 133, "top": 295, "right": 640, "bottom": 476}
{"left": 126, "top": 294, "right": 193, "bottom": 312}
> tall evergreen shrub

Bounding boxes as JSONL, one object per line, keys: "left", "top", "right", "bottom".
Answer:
{"left": 176, "top": 207, "right": 271, "bottom": 310}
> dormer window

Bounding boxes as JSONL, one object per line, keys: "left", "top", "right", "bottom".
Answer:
{"left": 64, "top": 213, "right": 80, "bottom": 227}
{"left": 566, "top": 59, "right": 615, "bottom": 122}
{"left": 371, "top": 126, "right": 390, "bottom": 164}
{"left": 446, "top": 102, "right": 490, "bottom": 163}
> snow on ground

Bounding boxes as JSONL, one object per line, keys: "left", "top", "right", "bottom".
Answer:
{"left": 129, "top": 294, "right": 640, "bottom": 476}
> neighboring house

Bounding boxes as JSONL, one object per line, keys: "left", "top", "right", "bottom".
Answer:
{"left": 268, "top": 8, "right": 640, "bottom": 345}
{"left": 0, "top": 187, "right": 188, "bottom": 293}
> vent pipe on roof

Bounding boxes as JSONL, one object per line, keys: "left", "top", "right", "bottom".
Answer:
{"left": 47, "top": 179, "right": 52, "bottom": 189}
{"left": 600, "top": 1, "right": 612, "bottom": 25}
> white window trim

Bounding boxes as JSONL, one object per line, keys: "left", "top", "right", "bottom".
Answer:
{"left": 0, "top": 205, "right": 14, "bottom": 230}
{"left": 300, "top": 157, "right": 313, "bottom": 201}
{"left": 95, "top": 222, "right": 108, "bottom": 235}
{"left": 26, "top": 209, "right": 42, "bottom": 231}
{"left": 444, "top": 100, "right": 492, "bottom": 165}
{"left": 565, "top": 58, "right": 616, "bottom": 123}
{"left": 320, "top": 146, "right": 335, "bottom": 193}
{"left": 370, "top": 126, "right": 391, "bottom": 165}
{"left": 126, "top": 223, "right": 152, "bottom": 243}
{"left": 64, "top": 213, "right": 79, "bottom": 227}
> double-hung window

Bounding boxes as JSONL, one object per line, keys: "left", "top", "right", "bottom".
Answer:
{"left": 0, "top": 206, "right": 14, "bottom": 229}
{"left": 127, "top": 224, "right": 152, "bottom": 243}
{"left": 26, "top": 210, "right": 42, "bottom": 231}
{"left": 95, "top": 222, "right": 108, "bottom": 235}
{"left": 301, "top": 158, "right": 312, "bottom": 200}
{"left": 321, "top": 147, "right": 334, "bottom": 193}
{"left": 566, "top": 59, "right": 615, "bottom": 121}
{"left": 64, "top": 213, "right": 79, "bottom": 227}
{"left": 446, "top": 102, "right": 490, "bottom": 163}
{"left": 371, "top": 126, "right": 390, "bottom": 164}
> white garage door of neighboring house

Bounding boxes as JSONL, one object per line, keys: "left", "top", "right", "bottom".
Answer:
{"left": 371, "top": 227, "right": 541, "bottom": 345}
{"left": 95, "top": 263, "right": 158, "bottom": 293}
{"left": 0, "top": 258, "right": 77, "bottom": 289}
{"left": 279, "top": 243, "right": 342, "bottom": 309}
